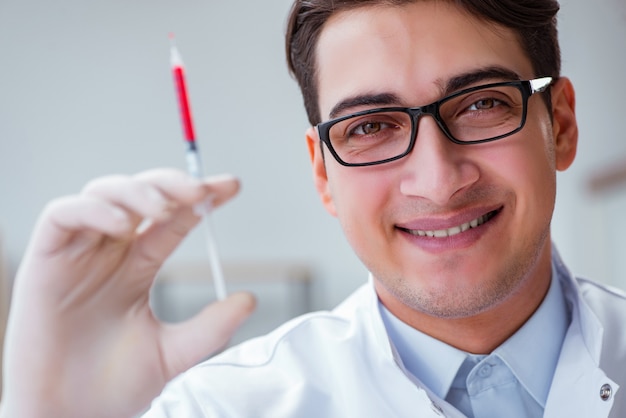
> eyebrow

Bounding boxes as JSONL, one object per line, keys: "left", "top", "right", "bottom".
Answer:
{"left": 443, "top": 66, "right": 522, "bottom": 95}
{"left": 327, "top": 66, "right": 522, "bottom": 120}
{"left": 328, "top": 92, "right": 402, "bottom": 120}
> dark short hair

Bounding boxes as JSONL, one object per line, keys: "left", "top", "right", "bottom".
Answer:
{"left": 286, "top": 0, "right": 561, "bottom": 126}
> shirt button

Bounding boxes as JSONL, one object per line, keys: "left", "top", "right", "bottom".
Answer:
{"left": 478, "top": 364, "right": 492, "bottom": 378}
{"left": 600, "top": 384, "right": 613, "bottom": 401}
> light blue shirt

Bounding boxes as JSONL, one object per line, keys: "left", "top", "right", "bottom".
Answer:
{"left": 379, "top": 264, "right": 571, "bottom": 417}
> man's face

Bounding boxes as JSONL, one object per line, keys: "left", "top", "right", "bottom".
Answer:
{"left": 308, "top": 2, "right": 576, "bottom": 318}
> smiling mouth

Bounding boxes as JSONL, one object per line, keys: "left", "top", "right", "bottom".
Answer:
{"left": 399, "top": 209, "right": 500, "bottom": 238}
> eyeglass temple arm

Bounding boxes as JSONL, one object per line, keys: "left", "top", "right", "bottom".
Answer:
{"left": 529, "top": 77, "right": 553, "bottom": 94}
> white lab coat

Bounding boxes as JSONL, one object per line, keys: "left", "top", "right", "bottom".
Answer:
{"left": 144, "top": 250, "right": 626, "bottom": 417}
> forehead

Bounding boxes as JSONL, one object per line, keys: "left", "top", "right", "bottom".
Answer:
{"left": 315, "top": 1, "right": 534, "bottom": 120}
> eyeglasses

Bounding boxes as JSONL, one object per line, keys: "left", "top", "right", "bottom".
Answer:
{"left": 316, "top": 77, "right": 553, "bottom": 167}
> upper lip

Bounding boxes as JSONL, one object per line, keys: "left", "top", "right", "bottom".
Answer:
{"left": 395, "top": 205, "right": 503, "bottom": 233}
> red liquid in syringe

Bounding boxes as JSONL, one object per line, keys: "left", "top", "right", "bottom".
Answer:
{"left": 170, "top": 33, "right": 196, "bottom": 143}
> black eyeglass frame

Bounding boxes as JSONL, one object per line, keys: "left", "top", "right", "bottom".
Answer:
{"left": 316, "top": 77, "right": 553, "bottom": 167}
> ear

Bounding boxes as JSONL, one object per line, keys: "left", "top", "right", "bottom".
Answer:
{"left": 306, "top": 127, "right": 337, "bottom": 216}
{"left": 550, "top": 77, "right": 578, "bottom": 171}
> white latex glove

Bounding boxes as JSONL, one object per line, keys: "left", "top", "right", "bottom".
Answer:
{"left": 0, "top": 168, "right": 256, "bottom": 418}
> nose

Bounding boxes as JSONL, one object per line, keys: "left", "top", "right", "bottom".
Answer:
{"left": 399, "top": 116, "right": 480, "bottom": 205}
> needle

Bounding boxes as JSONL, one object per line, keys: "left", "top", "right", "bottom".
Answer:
{"left": 169, "top": 33, "right": 227, "bottom": 301}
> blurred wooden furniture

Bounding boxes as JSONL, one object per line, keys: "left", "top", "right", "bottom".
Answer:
{"left": 588, "top": 158, "right": 626, "bottom": 194}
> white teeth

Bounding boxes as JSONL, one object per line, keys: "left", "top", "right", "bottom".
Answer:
{"left": 448, "top": 225, "right": 461, "bottom": 236}
{"left": 408, "top": 213, "right": 493, "bottom": 238}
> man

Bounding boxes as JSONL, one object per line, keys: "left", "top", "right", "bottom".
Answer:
{"left": 2, "top": 0, "right": 626, "bottom": 417}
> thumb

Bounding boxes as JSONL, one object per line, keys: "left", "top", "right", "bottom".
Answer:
{"left": 160, "top": 292, "right": 257, "bottom": 378}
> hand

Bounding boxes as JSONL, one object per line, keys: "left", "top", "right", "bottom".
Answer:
{"left": 0, "top": 168, "right": 256, "bottom": 418}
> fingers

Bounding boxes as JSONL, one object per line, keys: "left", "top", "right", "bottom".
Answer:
{"left": 30, "top": 194, "right": 136, "bottom": 256}
{"left": 29, "top": 168, "right": 241, "bottom": 260}
{"left": 82, "top": 170, "right": 197, "bottom": 229}
{"left": 15, "top": 194, "right": 142, "bottom": 299}
{"left": 131, "top": 168, "right": 241, "bottom": 210}
{"left": 200, "top": 173, "right": 241, "bottom": 208}
{"left": 83, "top": 169, "right": 240, "bottom": 221}
{"left": 160, "top": 292, "right": 257, "bottom": 378}
{"left": 126, "top": 171, "right": 241, "bottom": 272}
{"left": 82, "top": 175, "right": 177, "bottom": 226}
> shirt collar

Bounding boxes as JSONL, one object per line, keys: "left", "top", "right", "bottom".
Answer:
{"left": 378, "top": 300, "right": 467, "bottom": 399}
{"left": 493, "top": 262, "right": 570, "bottom": 407}
{"left": 376, "top": 255, "right": 571, "bottom": 405}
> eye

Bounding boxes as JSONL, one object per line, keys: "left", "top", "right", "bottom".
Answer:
{"left": 353, "top": 121, "right": 388, "bottom": 135}
{"left": 332, "top": 111, "right": 409, "bottom": 146}
{"left": 468, "top": 98, "right": 503, "bottom": 111}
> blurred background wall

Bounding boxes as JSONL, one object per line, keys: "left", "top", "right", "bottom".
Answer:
{"left": 0, "top": 0, "right": 625, "bottom": 321}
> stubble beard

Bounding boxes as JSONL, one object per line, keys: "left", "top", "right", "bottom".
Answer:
{"left": 378, "top": 223, "right": 552, "bottom": 320}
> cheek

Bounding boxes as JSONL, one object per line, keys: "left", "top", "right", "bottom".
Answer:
{"left": 481, "top": 129, "right": 557, "bottom": 218}
{"left": 327, "top": 166, "right": 395, "bottom": 245}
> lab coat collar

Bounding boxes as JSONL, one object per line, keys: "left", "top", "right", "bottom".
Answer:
{"left": 544, "top": 244, "right": 618, "bottom": 417}
{"left": 552, "top": 245, "right": 603, "bottom": 362}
